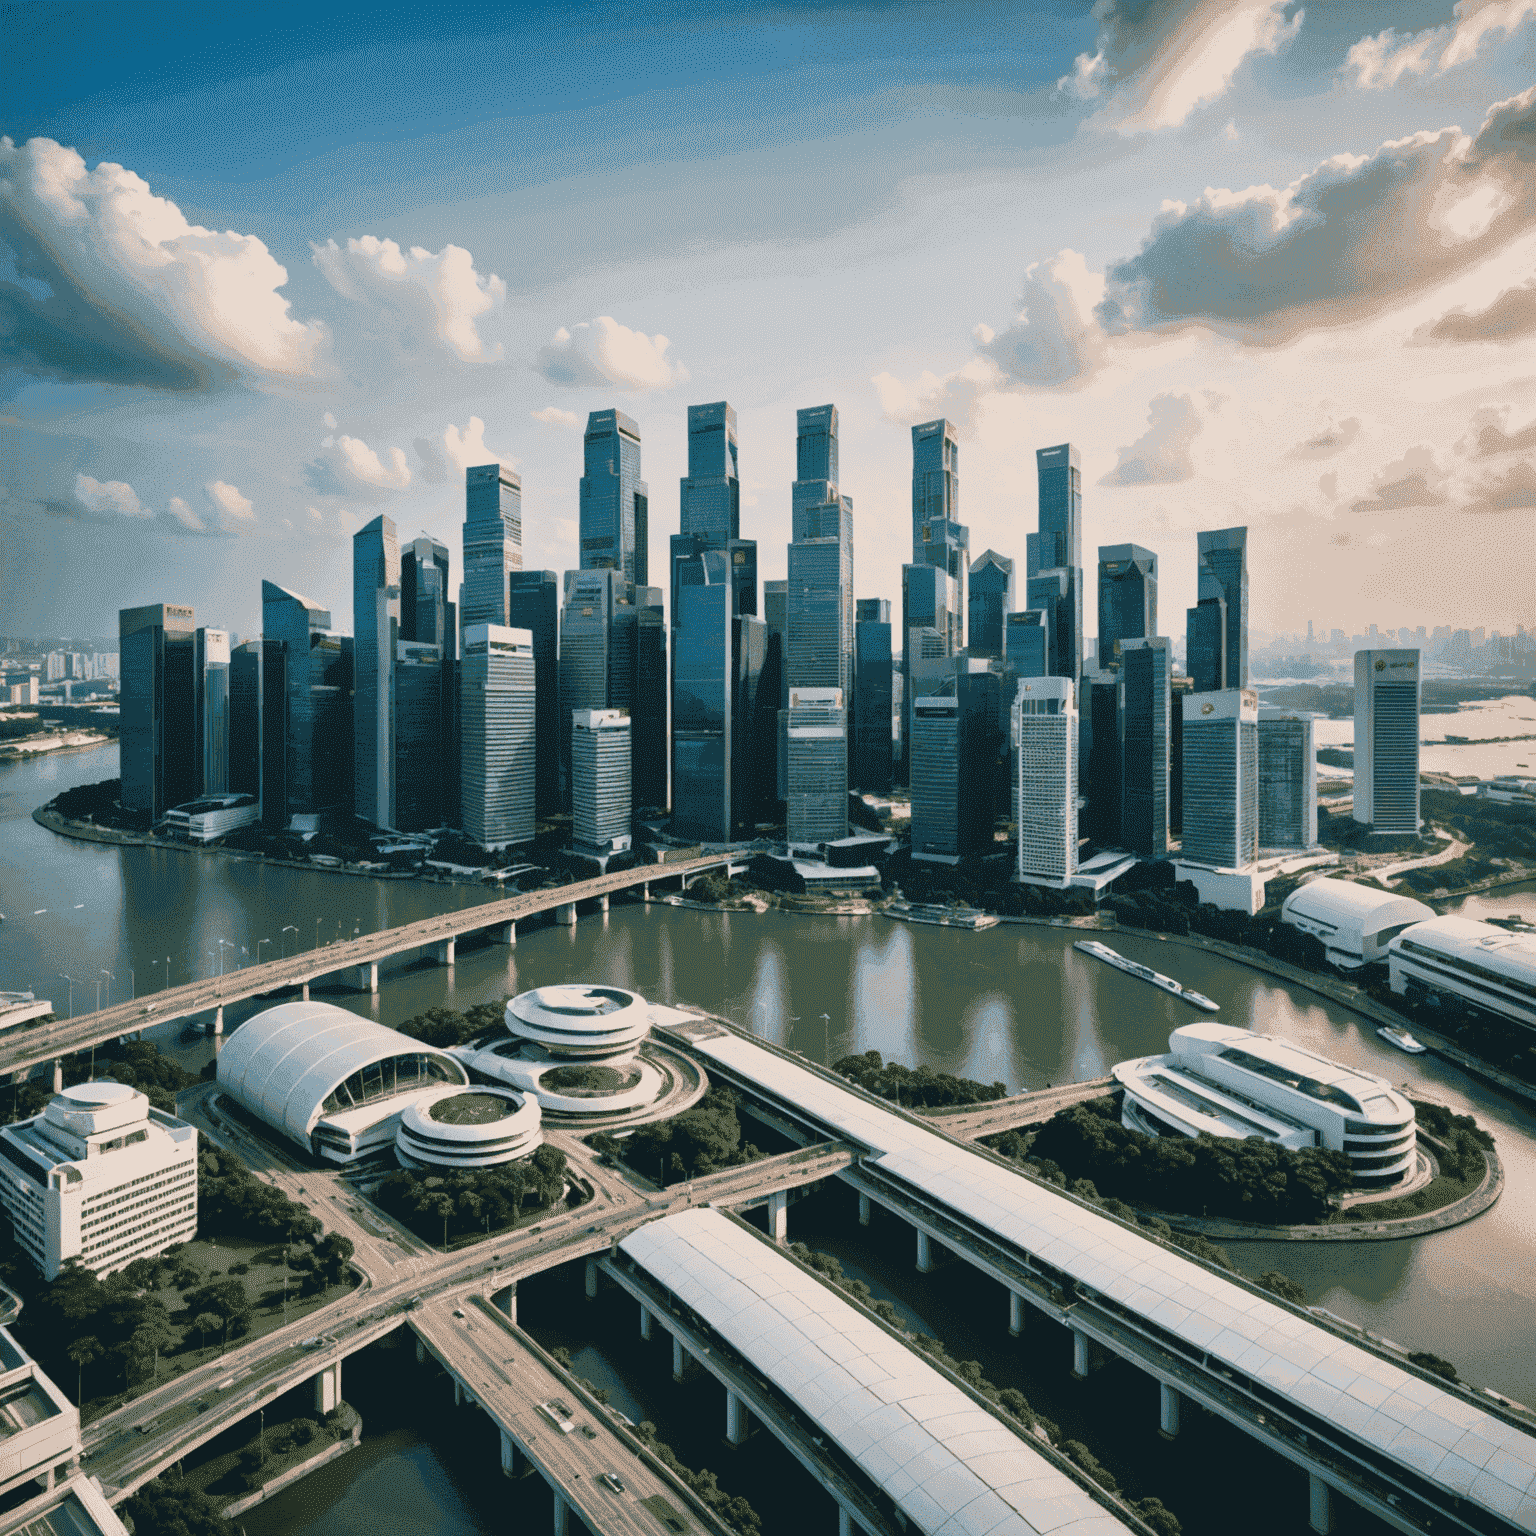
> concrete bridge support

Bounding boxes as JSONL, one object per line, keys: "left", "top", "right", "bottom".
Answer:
{"left": 1308, "top": 1475, "right": 1334, "bottom": 1535}
{"left": 351, "top": 963, "right": 378, "bottom": 993}
{"left": 599, "top": 895, "right": 609, "bottom": 914}
{"left": 490, "top": 922, "right": 516, "bottom": 945}
{"left": 672, "top": 1335, "right": 686, "bottom": 1382}
{"left": 1158, "top": 1382, "right": 1180, "bottom": 1439}
{"left": 726, "top": 1389, "right": 748, "bottom": 1446}
{"left": 434, "top": 938, "right": 455, "bottom": 967}
{"left": 492, "top": 1283, "right": 517, "bottom": 1324}
{"left": 552, "top": 1486, "right": 570, "bottom": 1536}
{"left": 415, "top": 1338, "right": 426, "bottom": 1365}
{"left": 500, "top": 1427, "right": 519, "bottom": 1477}
{"left": 556, "top": 904, "right": 577, "bottom": 926}
{"left": 767, "top": 1189, "right": 788, "bottom": 1245}
{"left": 313, "top": 1358, "right": 342, "bottom": 1415}
{"left": 301, "top": 981, "right": 310, "bottom": 1001}
{"left": 1009, "top": 1290, "right": 1026, "bottom": 1338}
{"left": 639, "top": 1304, "right": 653, "bottom": 1341}
{"left": 642, "top": 882, "right": 651, "bottom": 902}
{"left": 52, "top": 1059, "right": 63, "bottom": 1093}
{"left": 1071, "top": 1328, "right": 1090, "bottom": 1380}
{"left": 212, "top": 1005, "right": 224, "bottom": 1037}
{"left": 857, "top": 1192, "right": 871, "bottom": 1227}
{"left": 916, "top": 1229, "right": 935, "bottom": 1274}
{"left": 585, "top": 1259, "right": 598, "bottom": 1300}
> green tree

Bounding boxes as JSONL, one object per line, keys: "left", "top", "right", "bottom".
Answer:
{"left": 66, "top": 1335, "right": 102, "bottom": 1406}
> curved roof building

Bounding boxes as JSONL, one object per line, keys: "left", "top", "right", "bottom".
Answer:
{"left": 218, "top": 1001, "right": 468, "bottom": 1162}
{"left": 1280, "top": 879, "right": 1435, "bottom": 969}
{"left": 504, "top": 985, "right": 652, "bottom": 1059}
{"left": 396, "top": 1087, "right": 543, "bottom": 1170}
{"left": 1389, "top": 915, "right": 1536, "bottom": 1032}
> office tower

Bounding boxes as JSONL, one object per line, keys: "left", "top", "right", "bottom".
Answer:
{"left": 462, "top": 463, "right": 523, "bottom": 628}
{"left": 394, "top": 640, "right": 444, "bottom": 831}
{"left": 1012, "top": 676, "right": 1078, "bottom": 886}
{"left": 1026, "top": 533, "right": 1042, "bottom": 581}
{"left": 911, "top": 687, "right": 961, "bottom": 861}
{"left": 1181, "top": 689, "right": 1258, "bottom": 869}
{"left": 1026, "top": 567, "right": 1076, "bottom": 686}
{"left": 958, "top": 659, "right": 1008, "bottom": 827}
{"left": 782, "top": 687, "right": 848, "bottom": 844}
{"left": 634, "top": 587, "right": 668, "bottom": 811}
{"left": 461, "top": 624, "right": 536, "bottom": 847}
{"left": 908, "top": 420, "right": 967, "bottom": 653}
{"left": 194, "top": 627, "right": 230, "bottom": 796}
{"left": 398, "top": 534, "right": 455, "bottom": 829}
{"left": 853, "top": 602, "right": 894, "bottom": 792}
{"left": 119, "top": 603, "right": 197, "bottom": 821}
{"left": 560, "top": 568, "right": 625, "bottom": 718}
{"left": 353, "top": 515, "right": 399, "bottom": 828}
{"left": 262, "top": 581, "right": 353, "bottom": 829}
{"left": 735, "top": 612, "right": 771, "bottom": 831}
{"left": 967, "top": 550, "right": 1015, "bottom": 660}
{"left": 791, "top": 405, "right": 855, "bottom": 682}
{"left": 1258, "top": 709, "right": 1318, "bottom": 849}
{"left": 1185, "top": 596, "right": 1227, "bottom": 693}
{"left": 1353, "top": 650, "right": 1421, "bottom": 833}
{"left": 1196, "top": 526, "right": 1248, "bottom": 688}
{"left": 680, "top": 401, "right": 740, "bottom": 546}
{"left": 508, "top": 570, "right": 561, "bottom": 816}
{"left": 1004, "top": 610, "right": 1050, "bottom": 678}
{"left": 1119, "top": 637, "right": 1170, "bottom": 857}
{"left": 1098, "top": 544, "right": 1157, "bottom": 669}
{"left": 1035, "top": 444, "right": 1083, "bottom": 681}
{"left": 571, "top": 710, "right": 633, "bottom": 856}
{"left": 229, "top": 640, "right": 261, "bottom": 799}
{"left": 672, "top": 551, "right": 734, "bottom": 841}
{"left": 764, "top": 579, "right": 788, "bottom": 708}
{"left": 1081, "top": 670, "right": 1121, "bottom": 846}
{"left": 1169, "top": 674, "right": 1193, "bottom": 835}
{"left": 580, "top": 408, "right": 648, "bottom": 585}
{"left": 401, "top": 535, "right": 450, "bottom": 649}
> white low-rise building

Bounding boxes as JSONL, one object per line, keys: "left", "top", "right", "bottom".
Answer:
{"left": 503, "top": 985, "right": 652, "bottom": 1059}
{"left": 0, "top": 992, "right": 52, "bottom": 1032}
{"left": 1389, "top": 915, "right": 1536, "bottom": 1032}
{"left": 1114, "top": 1023, "right": 1416, "bottom": 1185}
{"left": 159, "top": 793, "right": 260, "bottom": 842}
{"left": 0, "top": 1083, "right": 198, "bottom": 1280}
{"left": 395, "top": 1087, "right": 543, "bottom": 1170}
{"left": 1280, "top": 878, "right": 1436, "bottom": 969}
{"left": 217, "top": 1001, "right": 469, "bottom": 1163}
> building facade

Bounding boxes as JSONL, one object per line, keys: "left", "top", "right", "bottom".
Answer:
{"left": 1196, "top": 526, "right": 1248, "bottom": 688}
{"left": 1180, "top": 687, "right": 1260, "bottom": 877}
{"left": 1097, "top": 543, "right": 1157, "bottom": 669}
{"left": 229, "top": 639, "right": 261, "bottom": 799}
{"left": 1353, "top": 649, "right": 1422, "bottom": 833}
{"left": 1258, "top": 709, "right": 1318, "bottom": 848}
{"left": 967, "top": 549, "right": 1015, "bottom": 660}
{"left": 853, "top": 601, "right": 894, "bottom": 792}
{"left": 1035, "top": 443, "right": 1083, "bottom": 681}
{"left": 194, "top": 627, "right": 230, "bottom": 797}
{"left": 119, "top": 602, "right": 197, "bottom": 822}
{"left": 460, "top": 624, "right": 536, "bottom": 847}
{"left": 671, "top": 556, "right": 734, "bottom": 841}
{"left": 1185, "top": 595, "right": 1227, "bottom": 694}
{"left": 1012, "top": 676, "right": 1078, "bottom": 886}
{"left": 507, "top": 569, "right": 561, "bottom": 816}
{"left": 352, "top": 515, "right": 399, "bottom": 828}
{"left": 1119, "top": 637, "right": 1170, "bottom": 858}
{"left": 1004, "top": 610, "right": 1050, "bottom": 678}
{"left": 783, "top": 687, "right": 848, "bottom": 845}
{"left": 580, "top": 408, "right": 648, "bottom": 586}
{"left": 572, "top": 709, "right": 632, "bottom": 856}
{"left": 908, "top": 419, "right": 967, "bottom": 655}
{"left": 462, "top": 463, "right": 523, "bottom": 629}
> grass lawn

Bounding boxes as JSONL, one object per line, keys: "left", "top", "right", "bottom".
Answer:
{"left": 176, "top": 1400, "right": 359, "bottom": 1505}
{"left": 1328, "top": 1152, "right": 1486, "bottom": 1224}
{"left": 544, "top": 1063, "right": 642, "bottom": 1096}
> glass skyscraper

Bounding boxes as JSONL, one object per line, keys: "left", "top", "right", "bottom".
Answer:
{"left": 1026, "top": 568, "right": 1074, "bottom": 688}
{"left": 352, "top": 515, "right": 399, "bottom": 828}
{"left": 672, "top": 557, "right": 733, "bottom": 841}
{"left": 400, "top": 534, "right": 455, "bottom": 829}
{"left": 508, "top": 570, "right": 561, "bottom": 816}
{"left": 1353, "top": 650, "right": 1421, "bottom": 833}
{"left": 119, "top": 602, "right": 197, "bottom": 822}
{"left": 1004, "top": 610, "right": 1050, "bottom": 678}
{"left": 789, "top": 404, "right": 854, "bottom": 696}
{"left": 908, "top": 419, "right": 967, "bottom": 655}
{"left": 1118, "top": 636, "right": 1170, "bottom": 858}
{"left": 966, "top": 550, "right": 1014, "bottom": 660}
{"left": 1097, "top": 544, "right": 1157, "bottom": 669}
{"left": 680, "top": 402, "right": 739, "bottom": 546}
{"left": 853, "top": 601, "right": 894, "bottom": 793}
{"left": 634, "top": 587, "right": 668, "bottom": 812}
{"left": 395, "top": 639, "right": 445, "bottom": 831}
{"left": 571, "top": 709, "right": 633, "bottom": 856}
{"left": 1185, "top": 596, "right": 1227, "bottom": 694}
{"left": 194, "top": 626, "right": 230, "bottom": 797}
{"left": 1258, "top": 709, "right": 1318, "bottom": 849}
{"left": 1196, "top": 526, "right": 1248, "bottom": 688}
{"left": 1035, "top": 443, "right": 1083, "bottom": 682}
{"left": 462, "top": 463, "right": 522, "bottom": 629}
{"left": 580, "top": 409, "right": 648, "bottom": 587}
{"left": 229, "top": 640, "right": 261, "bottom": 799}
{"left": 782, "top": 687, "right": 847, "bottom": 844}
{"left": 460, "top": 624, "right": 536, "bottom": 847}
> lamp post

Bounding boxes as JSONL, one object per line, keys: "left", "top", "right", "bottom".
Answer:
{"left": 315, "top": 917, "right": 322, "bottom": 951}
{"left": 129, "top": 968, "right": 134, "bottom": 1001}
{"left": 255, "top": 939, "right": 271, "bottom": 965}
{"left": 819, "top": 1013, "right": 831, "bottom": 1062}
{"left": 281, "top": 925, "right": 298, "bottom": 959}
{"left": 160, "top": 956, "right": 171, "bottom": 991}
{"left": 58, "top": 974, "right": 75, "bottom": 1020}
{"left": 216, "top": 939, "right": 232, "bottom": 977}
{"left": 100, "top": 969, "right": 114, "bottom": 1008}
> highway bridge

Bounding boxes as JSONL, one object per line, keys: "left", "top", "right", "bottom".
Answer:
{"left": 919, "top": 1077, "right": 1117, "bottom": 1141}
{"left": 0, "top": 852, "right": 740, "bottom": 1080}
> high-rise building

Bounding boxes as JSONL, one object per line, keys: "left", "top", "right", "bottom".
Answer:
{"left": 782, "top": 686, "right": 847, "bottom": 845}
{"left": 460, "top": 624, "right": 536, "bottom": 847}
{"left": 967, "top": 550, "right": 1015, "bottom": 660}
{"left": 395, "top": 639, "right": 445, "bottom": 831}
{"left": 462, "top": 463, "right": 522, "bottom": 629}
{"left": 1004, "top": 610, "right": 1050, "bottom": 678}
{"left": 1180, "top": 688, "right": 1259, "bottom": 869}
{"left": 399, "top": 534, "right": 456, "bottom": 829}
{"left": 909, "top": 420, "right": 967, "bottom": 654}
{"left": 789, "top": 405, "right": 854, "bottom": 694}
{"left": 580, "top": 408, "right": 648, "bottom": 586}
{"left": 119, "top": 603, "right": 197, "bottom": 822}
{"left": 1081, "top": 668, "right": 1121, "bottom": 847}
{"left": 353, "top": 515, "right": 399, "bottom": 828}
{"left": 560, "top": 568, "right": 626, "bottom": 718}
{"left": 1012, "top": 676, "right": 1078, "bottom": 887}
{"left": 1036, "top": 444, "right": 1083, "bottom": 681}
{"left": 194, "top": 627, "right": 230, "bottom": 796}
{"left": 853, "top": 602, "right": 894, "bottom": 792}
{"left": 1353, "top": 650, "right": 1421, "bottom": 833}
{"left": 1026, "top": 568, "right": 1076, "bottom": 687}
{"left": 1196, "top": 527, "right": 1248, "bottom": 688}
{"left": 672, "top": 552, "right": 734, "bottom": 841}
{"left": 229, "top": 640, "right": 261, "bottom": 799}
{"left": 1119, "top": 637, "right": 1170, "bottom": 857}
{"left": 1185, "top": 595, "right": 1228, "bottom": 694}
{"left": 1258, "top": 709, "right": 1319, "bottom": 849}
{"left": 1169, "top": 674, "right": 1193, "bottom": 836}
{"left": 909, "top": 672, "right": 995, "bottom": 862}
{"left": 508, "top": 570, "right": 561, "bottom": 817}
{"left": 680, "top": 401, "right": 739, "bottom": 546}
{"left": 1097, "top": 544, "right": 1157, "bottom": 669}
{"left": 763, "top": 579, "right": 788, "bottom": 710}
{"left": 634, "top": 586, "right": 668, "bottom": 811}
{"left": 572, "top": 709, "right": 632, "bottom": 856}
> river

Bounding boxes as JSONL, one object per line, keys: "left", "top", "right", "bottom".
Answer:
{"left": 4, "top": 745, "right": 1535, "bottom": 1524}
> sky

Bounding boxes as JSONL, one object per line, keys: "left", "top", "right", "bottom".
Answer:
{"left": 2, "top": 0, "right": 1533, "bottom": 645}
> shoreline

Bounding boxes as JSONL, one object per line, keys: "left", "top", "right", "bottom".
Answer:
{"left": 0, "top": 733, "right": 116, "bottom": 764}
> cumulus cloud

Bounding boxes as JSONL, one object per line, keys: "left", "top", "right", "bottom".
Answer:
{"left": 158, "top": 482, "right": 256, "bottom": 537}
{"left": 1351, "top": 446, "right": 1449, "bottom": 512}
{"left": 870, "top": 355, "right": 1004, "bottom": 434}
{"left": 1414, "top": 276, "right": 1536, "bottom": 344}
{"left": 306, "top": 430, "right": 412, "bottom": 497}
{"left": 1101, "top": 393, "right": 1203, "bottom": 484}
{"left": 1464, "top": 458, "right": 1536, "bottom": 512}
{"left": 534, "top": 317, "right": 687, "bottom": 390}
{"left": 1345, "top": 0, "right": 1536, "bottom": 89}
{"left": 413, "top": 416, "right": 515, "bottom": 484}
{"left": 54, "top": 473, "right": 253, "bottom": 536}
{"left": 1289, "top": 416, "right": 1361, "bottom": 459}
{"left": 72, "top": 474, "right": 149, "bottom": 520}
{"left": 312, "top": 236, "right": 504, "bottom": 363}
{"left": 1463, "top": 405, "right": 1536, "bottom": 457}
{"left": 1059, "top": 0, "right": 1302, "bottom": 133}
{"left": 531, "top": 406, "right": 580, "bottom": 428}
{"left": 1, "top": 136, "right": 325, "bottom": 388}
{"left": 1099, "top": 86, "right": 1536, "bottom": 344}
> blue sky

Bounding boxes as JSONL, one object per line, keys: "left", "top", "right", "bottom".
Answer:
{"left": 3, "top": 0, "right": 1533, "bottom": 642}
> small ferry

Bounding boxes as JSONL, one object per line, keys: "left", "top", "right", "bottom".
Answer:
{"left": 1376, "top": 1025, "right": 1428, "bottom": 1055}
{"left": 884, "top": 900, "right": 999, "bottom": 932}
{"left": 1073, "top": 940, "right": 1220, "bottom": 1011}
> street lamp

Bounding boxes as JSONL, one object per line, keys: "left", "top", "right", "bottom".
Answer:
{"left": 129, "top": 968, "right": 134, "bottom": 1001}
{"left": 315, "top": 917, "right": 323, "bottom": 951}
{"left": 281, "top": 925, "right": 298, "bottom": 959}
{"left": 100, "top": 969, "right": 114, "bottom": 1009}
{"left": 160, "top": 956, "right": 171, "bottom": 991}
{"left": 216, "top": 939, "right": 233, "bottom": 977}
{"left": 819, "top": 1013, "right": 831, "bottom": 1062}
{"left": 58, "top": 974, "right": 75, "bottom": 1019}
{"left": 255, "top": 939, "right": 271, "bottom": 965}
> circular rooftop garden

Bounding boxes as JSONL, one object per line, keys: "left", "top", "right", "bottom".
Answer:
{"left": 428, "top": 1091, "right": 518, "bottom": 1125}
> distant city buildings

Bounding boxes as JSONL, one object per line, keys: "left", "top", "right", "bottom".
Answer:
{"left": 1354, "top": 649, "right": 1422, "bottom": 834}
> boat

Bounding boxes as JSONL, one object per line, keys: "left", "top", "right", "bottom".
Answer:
{"left": 884, "top": 900, "right": 999, "bottom": 932}
{"left": 1376, "top": 1025, "right": 1427, "bottom": 1054}
{"left": 1073, "top": 939, "right": 1220, "bottom": 1011}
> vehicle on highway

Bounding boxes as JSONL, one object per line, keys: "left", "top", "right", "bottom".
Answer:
{"left": 301, "top": 1335, "right": 324, "bottom": 1349}
{"left": 579, "top": 1424, "right": 597, "bottom": 1440}
{"left": 452, "top": 1308, "right": 466, "bottom": 1318}
{"left": 406, "top": 1295, "right": 424, "bottom": 1310}
{"left": 537, "top": 1400, "right": 576, "bottom": 1433}
{"left": 601, "top": 1472, "right": 625, "bottom": 1493}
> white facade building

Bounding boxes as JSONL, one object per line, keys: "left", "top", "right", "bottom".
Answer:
{"left": 1175, "top": 687, "right": 1264, "bottom": 914}
{"left": 504, "top": 986, "right": 652, "bottom": 1058}
{"left": 571, "top": 708, "right": 632, "bottom": 856}
{"left": 1280, "top": 878, "right": 1436, "bottom": 969}
{"left": 460, "top": 623, "right": 536, "bottom": 848}
{"left": 782, "top": 686, "right": 848, "bottom": 847}
{"left": 1115, "top": 1023, "right": 1416, "bottom": 1184}
{"left": 0, "top": 1083, "right": 198, "bottom": 1280}
{"left": 1353, "top": 649, "right": 1421, "bottom": 833}
{"left": 1011, "top": 675, "right": 1077, "bottom": 887}
{"left": 395, "top": 1087, "right": 542, "bottom": 1170}
{"left": 159, "top": 793, "right": 259, "bottom": 842}
{"left": 1389, "top": 915, "right": 1536, "bottom": 1031}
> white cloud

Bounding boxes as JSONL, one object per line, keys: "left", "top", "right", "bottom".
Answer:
{"left": 1464, "top": 458, "right": 1536, "bottom": 512}
{"left": 1345, "top": 1, "right": 1536, "bottom": 89}
{"left": 72, "top": 474, "right": 148, "bottom": 520}
{"left": 307, "top": 430, "right": 412, "bottom": 496}
{"left": 59, "top": 474, "right": 253, "bottom": 537}
{"left": 1414, "top": 276, "right": 1536, "bottom": 344}
{"left": 413, "top": 416, "right": 515, "bottom": 483}
{"left": 312, "top": 236, "right": 505, "bottom": 363}
{"left": 1351, "top": 445, "right": 1449, "bottom": 512}
{"left": 531, "top": 406, "right": 580, "bottom": 428}
{"left": 1101, "top": 393, "right": 1203, "bottom": 484}
{"left": 534, "top": 317, "right": 687, "bottom": 390}
{"left": 205, "top": 479, "right": 254, "bottom": 534}
{"left": 1289, "top": 415, "right": 1361, "bottom": 459}
{"left": 165, "top": 496, "right": 204, "bottom": 532}
{"left": 1058, "top": 49, "right": 1107, "bottom": 100}
{"left": 1, "top": 136, "right": 325, "bottom": 388}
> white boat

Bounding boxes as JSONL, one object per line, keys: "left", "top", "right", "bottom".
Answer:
{"left": 1376, "top": 1025, "right": 1427, "bottom": 1054}
{"left": 1073, "top": 939, "right": 1220, "bottom": 1011}
{"left": 885, "top": 900, "right": 999, "bottom": 932}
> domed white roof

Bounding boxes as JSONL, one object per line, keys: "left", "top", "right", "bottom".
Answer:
{"left": 505, "top": 985, "right": 651, "bottom": 1058}
{"left": 395, "top": 1086, "right": 543, "bottom": 1169}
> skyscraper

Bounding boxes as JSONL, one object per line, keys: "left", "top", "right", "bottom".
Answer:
{"left": 782, "top": 687, "right": 848, "bottom": 844}
{"left": 1036, "top": 444, "right": 1083, "bottom": 681}
{"left": 672, "top": 551, "right": 734, "bottom": 841}
{"left": 460, "top": 624, "right": 536, "bottom": 848}
{"left": 462, "top": 463, "right": 522, "bottom": 629}
{"left": 680, "top": 402, "right": 739, "bottom": 546}
{"left": 1196, "top": 527, "right": 1248, "bottom": 688}
{"left": 908, "top": 419, "right": 967, "bottom": 654}
{"left": 1012, "top": 676, "right": 1078, "bottom": 887}
{"left": 1118, "top": 637, "right": 1170, "bottom": 857}
{"left": 1180, "top": 688, "right": 1258, "bottom": 869}
{"left": 763, "top": 579, "right": 788, "bottom": 707}
{"left": 194, "top": 627, "right": 230, "bottom": 797}
{"left": 1082, "top": 672, "right": 1122, "bottom": 847}
{"left": 229, "top": 640, "right": 261, "bottom": 799}
{"left": 1026, "top": 568, "right": 1074, "bottom": 686}
{"left": 1258, "top": 709, "right": 1319, "bottom": 849}
{"left": 119, "top": 603, "right": 197, "bottom": 822}
{"left": 634, "top": 586, "right": 668, "bottom": 812}
{"left": 1004, "top": 610, "right": 1050, "bottom": 678}
{"left": 394, "top": 639, "right": 445, "bottom": 831}
{"left": 1353, "top": 650, "right": 1421, "bottom": 833}
{"left": 1097, "top": 544, "right": 1157, "bottom": 669}
{"left": 508, "top": 570, "right": 561, "bottom": 817}
{"left": 853, "top": 601, "right": 894, "bottom": 792}
{"left": 910, "top": 673, "right": 994, "bottom": 862}
{"left": 967, "top": 550, "right": 1015, "bottom": 660}
{"left": 789, "top": 405, "right": 854, "bottom": 694}
{"left": 1185, "top": 596, "right": 1228, "bottom": 693}
{"left": 580, "top": 409, "right": 648, "bottom": 586}
{"left": 353, "top": 515, "right": 399, "bottom": 828}
{"left": 560, "top": 569, "right": 628, "bottom": 797}
{"left": 399, "top": 534, "right": 455, "bottom": 830}
{"left": 572, "top": 710, "right": 633, "bottom": 857}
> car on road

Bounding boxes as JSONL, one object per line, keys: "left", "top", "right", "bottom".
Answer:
{"left": 452, "top": 1308, "right": 466, "bottom": 1318}
{"left": 600, "top": 1472, "right": 625, "bottom": 1493}
{"left": 578, "top": 1424, "right": 597, "bottom": 1440}
{"left": 300, "top": 1335, "right": 324, "bottom": 1349}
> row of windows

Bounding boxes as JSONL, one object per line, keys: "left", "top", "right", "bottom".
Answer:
{"left": 84, "top": 1192, "right": 197, "bottom": 1250}
{"left": 1216, "top": 1047, "right": 1364, "bottom": 1114}
{"left": 1396, "top": 953, "right": 1536, "bottom": 1025}
{"left": 83, "top": 1154, "right": 197, "bottom": 1209}
{"left": 84, "top": 1198, "right": 197, "bottom": 1259}
{"left": 82, "top": 1167, "right": 197, "bottom": 1232}
{"left": 1395, "top": 939, "right": 1536, "bottom": 1003}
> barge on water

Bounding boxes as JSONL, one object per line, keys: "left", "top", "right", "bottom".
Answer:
{"left": 1073, "top": 939, "right": 1220, "bottom": 1011}
{"left": 884, "top": 900, "right": 999, "bottom": 932}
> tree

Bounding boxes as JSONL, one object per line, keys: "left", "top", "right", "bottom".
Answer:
{"left": 66, "top": 1336, "right": 102, "bottom": 1406}
{"left": 131, "top": 1316, "right": 176, "bottom": 1386}
{"left": 1258, "top": 1270, "right": 1308, "bottom": 1305}
{"left": 192, "top": 1312, "right": 223, "bottom": 1352}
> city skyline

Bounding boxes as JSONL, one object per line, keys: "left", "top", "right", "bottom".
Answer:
{"left": 5, "top": 4, "right": 1533, "bottom": 642}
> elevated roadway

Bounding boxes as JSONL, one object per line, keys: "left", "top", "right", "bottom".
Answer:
{"left": 920, "top": 1078, "right": 1116, "bottom": 1141}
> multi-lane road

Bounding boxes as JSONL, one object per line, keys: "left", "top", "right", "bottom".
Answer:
{"left": 920, "top": 1077, "right": 1115, "bottom": 1140}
